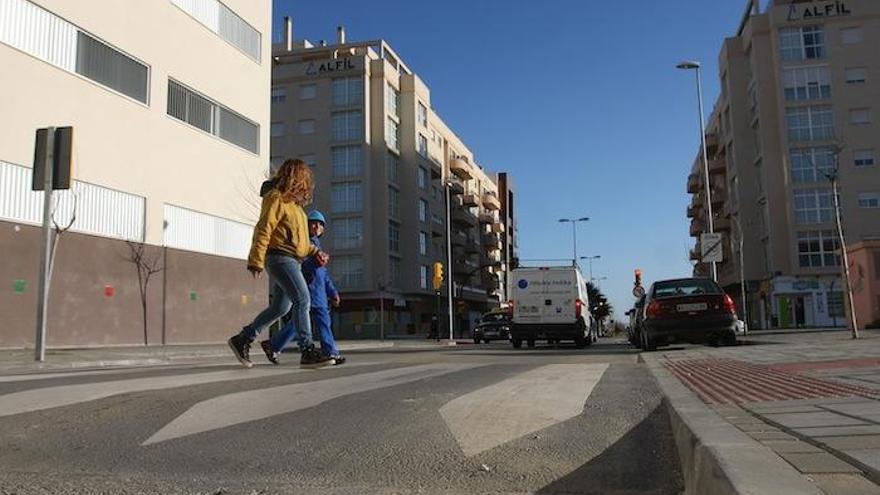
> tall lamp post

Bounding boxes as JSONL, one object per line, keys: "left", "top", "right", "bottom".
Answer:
{"left": 677, "top": 60, "right": 717, "bottom": 282}
{"left": 559, "top": 217, "right": 590, "bottom": 265}
{"left": 580, "top": 255, "right": 601, "bottom": 282}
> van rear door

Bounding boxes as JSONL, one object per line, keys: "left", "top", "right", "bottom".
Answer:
{"left": 540, "top": 267, "right": 576, "bottom": 324}
{"left": 512, "top": 268, "right": 545, "bottom": 325}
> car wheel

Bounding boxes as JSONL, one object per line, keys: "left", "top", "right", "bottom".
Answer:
{"left": 722, "top": 332, "right": 737, "bottom": 347}
{"left": 641, "top": 329, "right": 657, "bottom": 352}
{"left": 574, "top": 336, "right": 587, "bottom": 348}
{"left": 512, "top": 339, "right": 522, "bottom": 349}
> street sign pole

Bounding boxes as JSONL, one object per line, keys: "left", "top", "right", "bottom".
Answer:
{"left": 35, "top": 127, "right": 55, "bottom": 362}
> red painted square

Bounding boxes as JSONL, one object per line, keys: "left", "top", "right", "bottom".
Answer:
{"left": 104, "top": 285, "right": 115, "bottom": 298}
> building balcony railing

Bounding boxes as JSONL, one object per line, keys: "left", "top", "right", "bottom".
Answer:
{"left": 479, "top": 212, "right": 496, "bottom": 224}
{"left": 705, "top": 133, "right": 720, "bottom": 156}
{"left": 483, "top": 233, "right": 502, "bottom": 249}
{"left": 715, "top": 216, "right": 732, "bottom": 232}
{"left": 491, "top": 222, "right": 505, "bottom": 234}
{"left": 465, "top": 237, "right": 481, "bottom": 254}
{"left": 482, "top": 192, "right": 501, "bottom": 210}
{"left": 448, "top": 176, "right": 465, "bottom": 195}
{"left": 452, "top": 208, "right": 478, "bottom": 227}
{"left": 450, "top": 230, "right": 467, "bottom": 246}
{"left": 689, "top": 219, "right": 703, "bottom": 237}
{"left": 690, "top": 247, "right": 701, "bottom": 261}
{"left": 462, "top": 193, "right": 481, "bottom": 207}
{"left": 450, "top": 157, "right": 473, "bottom": 180}
{"left": 686, "top": 203, "right": 699, "bottom": 218}
{"left": 687, "top": 173, "right": 701, "bottom": 194}
{"left": 708, "top": 158, "right": 726, "bottom": 175}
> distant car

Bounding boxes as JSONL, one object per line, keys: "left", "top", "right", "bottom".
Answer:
{"left": 637, "top": 277, "right": 738, "bottom": 351}
{"left": 473, "top": 310, "right": 512, "bottom": 344}
{"left": 626, "top": 295, "right": 647, "bottom": 347}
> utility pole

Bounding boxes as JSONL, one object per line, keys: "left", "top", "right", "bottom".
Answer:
{"left": 35, "top": 127, "right": 56, "bottom": 362}
{"left": 445, "top": 181, "right": 454, "bottom": 341}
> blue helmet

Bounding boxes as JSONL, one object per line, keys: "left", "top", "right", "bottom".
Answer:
{"left": 307, "top": 210, "right": 326, "bottom": 225}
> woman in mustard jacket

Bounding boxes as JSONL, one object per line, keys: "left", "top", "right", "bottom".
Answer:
{"left": 228, "top": 159, "right": 334, "bottom": 368}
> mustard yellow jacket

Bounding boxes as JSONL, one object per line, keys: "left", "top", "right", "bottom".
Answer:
{"left": 247, "top": 189, "right": 318, "bottom": 271}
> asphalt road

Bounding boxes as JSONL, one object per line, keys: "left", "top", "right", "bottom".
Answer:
{"left": 0, "top": 339, "right": 683, "bottom": 494}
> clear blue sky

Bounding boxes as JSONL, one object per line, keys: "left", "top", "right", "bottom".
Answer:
{"left": 272, "top": 0, "right": 752, "bottom": 317}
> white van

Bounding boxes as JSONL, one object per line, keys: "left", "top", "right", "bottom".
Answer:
{"left": 510, "top": 265, "right": 596, "bottom": 348}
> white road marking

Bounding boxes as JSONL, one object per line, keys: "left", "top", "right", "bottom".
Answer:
{"left": 439, "top": 363, "right": 609, "bottom": 457}
{"left": 0, "top": 367, "right": 321, "bottom": 417}
{"left": 142, "top": 363, "right": 481, "bottom": 446}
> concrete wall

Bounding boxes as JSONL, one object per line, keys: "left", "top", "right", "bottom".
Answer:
{"left": 0, "top": 219, "right": 267, "bottom": 348}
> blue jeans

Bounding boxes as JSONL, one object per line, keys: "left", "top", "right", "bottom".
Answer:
{"left": 271, "top": 306, "right": 339, "bottom": 357}
{"left": 240, "top": 253, "right": 313, "bottom": 350}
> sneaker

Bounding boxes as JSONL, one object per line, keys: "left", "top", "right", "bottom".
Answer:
{"left": 228, "top": 334, "right": 253, "bottom": 368}
{"left": 260, "top": 340, "right": 279, "bottom": 365}
{"left": 331, "top": 355, "right": 346, "bottom": 366}
{"left": 300, "top": 346, "right": 335, "bottom": 368}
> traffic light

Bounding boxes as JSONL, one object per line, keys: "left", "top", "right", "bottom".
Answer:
{"left": 634, "top": 269, "right": 642, "bottom": 287}
{"left": 432, "top": 262, "right": 444, "bottom": 291}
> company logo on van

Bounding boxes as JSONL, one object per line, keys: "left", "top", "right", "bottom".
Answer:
{"left": 517, "top": 279, "right": 529, "bottom": 289}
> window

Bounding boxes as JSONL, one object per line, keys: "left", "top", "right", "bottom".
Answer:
{"left": 419, "top": 199, "right": 429, "bottom": 223}
{"left": 783, "top": 66, "right": 831, "bottom": 101}
{"left": 845, "top": 68, "right": 867, "bottom": 84}
{"left": 850, "top": 108, "right": 871, "bottom": 125}
{"left": 167, "top": 79, "right": 259, "bottom": 153}
{"left": 389, "top": 257, "right": 401, "bottom": 288}
{"left": 858, "top": 193, "right": 880, "bottom": 209}
{"left": 171, "top": 0, "right": 261, "bottom": 61}
{"left": 841, "top": 27, "right": 863, "bottom": 45}
{"left": 418, "top": 167, "right": 428, "bottom": 189}
{"left": 331, "top": 182, "right": 362, "bottom": 213}
{"left": 164, "top": 204, "right": 251, "bottom": 259}
{"left": 794, "top": 188, "right": 834, "bottom": 224}
{"left": 386, "top": 118, "right": 400, "bottom": 150}
{"left": 420, "top": 265, "right": 429, "bottom": 290}
{"left": 385, "top": 82, "right": 400, "bottom": 117}
{"left": 798, "top": 231, "right": 840, "bottom": 268}
{"left": 270, "top": 122, "right": 285, "bottom": 137}
{"left": 298, "top": 154, "right": 316, "bottom": 167}
{"left": 386, "top": 152, "right": 399, "bottom": 183}
{"left": 331, "top": 146, "right": 361, "bottom": 177}
{"left": 417, "top": 133, "right": 428, "bottom": 157}
{"left": 786, "top": 106, "right": 833, "bottom": 141}
{"left": 299, "top": 84, "right": 316, "bottom": 99}
{"left": 854, "top": 150, "right": 875, "bottom": 167}
{"left": 418, "top": 102, "right": 428, "bottom": 127}
{"left": 332, "top": 217, "right": 363, "bottom": 249}
{"left": 790, "top": 147, "right": 835, "bottom": 182}
{"left": 779, "top": 26, "right": 825, "bottom": 61}
{"left": 76, "top": 32, "right": 150, "bottom": 103}
{"left": 419, "top": 231, "right": 428, "bottom": 256}
{"left": 827, "top": 292, "right": 845, "bottom": 317}
{"left": 388, "top": 221, "right": 400, "bottom": 252}
{"left": 271, "top": 88, "right": 286, "bottom": 103}
{"left": 388, "top": 187, "right": 400, "bottom": 219}
{"left": 331, "top": 110, "right": 362, "bottom": 142}
{"left": 297, "top": 119, "right": 315, "bottom": 135}
{"left": 331, "top": 255, "right": 364, "bottom": 288}
{"left": 331, "top": 77, "right": 363, "bottom": 106}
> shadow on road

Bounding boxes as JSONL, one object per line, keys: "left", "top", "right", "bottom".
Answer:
{"left": 535, "top": 405, "right": 683, "bottom": 495}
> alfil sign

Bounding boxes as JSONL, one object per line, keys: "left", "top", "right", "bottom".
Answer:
{"left": 305, "top": 58, "right": 356, "bottom": 76}
{"left": 788, "top": 1, "right": 851, "bottom": 21}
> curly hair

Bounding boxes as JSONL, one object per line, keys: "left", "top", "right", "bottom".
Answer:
{"left": 273, "top": 159, "right": 314, "bottom": 205}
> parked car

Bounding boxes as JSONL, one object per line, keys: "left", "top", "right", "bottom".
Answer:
{"left": 510, "top": 265, "right": 596, "bottom": 348}
{"left": 637, "top": 277, "right": 738, "bottom": 351}
{"left": 473, "top": 310, "right": 512, "bottom": 344}
{"left": 626, "top": 295, "right": 647, "bottom": 346}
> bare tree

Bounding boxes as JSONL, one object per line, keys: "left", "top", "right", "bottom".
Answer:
{"left": 46, "top": 192, "right": 78, "bottom": 289}
{"left": 126, "top": 240, "right": 163, "bottom": 346}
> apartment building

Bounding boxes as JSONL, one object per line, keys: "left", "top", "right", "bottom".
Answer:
{"left": 687, "top": 0, "right": 880, "bottom": 329}
{"left": 270, "top": 24, "right": 513, "bottom": 338}
{"left": 0, "top": 0, "right": 272, "bottom": 347}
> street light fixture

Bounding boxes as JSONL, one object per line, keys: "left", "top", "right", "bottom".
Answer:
{"left": 580, "top": 255, "right": 601, "bottom": 281}
{"left": 677, "top": 59, "right": 717, "bottom": 282}
{"left": 559, "top": 217, "right": 590, "bottom": 265}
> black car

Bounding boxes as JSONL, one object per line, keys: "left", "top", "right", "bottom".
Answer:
{"left": 637, "top": 277, "right": 738, "bottom": 351}
{"left": 473, "top": 310, "right": 512, "bottom": 344}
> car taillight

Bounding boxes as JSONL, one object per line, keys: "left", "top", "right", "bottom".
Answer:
{"left": 723, "top": 294, "right": 736, "bottom": 314}
{"left": 646, "top": 301, "right": 662, "bottom": 319}
{"left": 575, "top": 298, "right": 583, "bottom": 318}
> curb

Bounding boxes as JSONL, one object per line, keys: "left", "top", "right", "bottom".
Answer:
{"left": 642, "top": 353, "right": 823, "bottom": 495}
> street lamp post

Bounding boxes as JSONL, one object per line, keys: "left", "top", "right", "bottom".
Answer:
{"left": 580, "top": 255, "right": 601, "bottom": 282}
{"left": 445, "top": 181, "right": 454, "bottom": 341}
{"left": 559, "top": 217, "right": 590, "bottom": 265}
{"left": 677, "top": 60, "right": 717, "bottom": 282}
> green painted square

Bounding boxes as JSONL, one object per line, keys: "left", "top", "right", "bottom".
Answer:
{"left": 13, "top": 279, "right": 26, "bottom": 294}
{"left": 189, "top": 291, "right": 198, "bottom": 301}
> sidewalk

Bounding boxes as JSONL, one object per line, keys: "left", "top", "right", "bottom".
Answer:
{"left": 649, "top": 329, "right": 880, "bottom": 494}
{"left": 0, "top": 339, "right": 466, "bottom": 374}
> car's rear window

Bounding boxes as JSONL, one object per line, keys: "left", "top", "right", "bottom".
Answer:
{"left": 653, "top": 279, "right": 722, "bottom": 298}
{"left": 481, "top": 313, "right": 508, "bottom": 323}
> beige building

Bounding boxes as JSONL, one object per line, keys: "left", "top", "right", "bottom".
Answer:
{"left": 0, "top": 0, "right": 272, "bottom": 347}
{"left": 271, "top": 23, "right": 514, "bottom": 338}
{"left": 687, "top": 0, "right": 880, "bottom": 329}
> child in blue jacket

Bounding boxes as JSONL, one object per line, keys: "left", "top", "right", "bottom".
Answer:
{"left": 261, "top": 210, "right": 345, "bottom": 365}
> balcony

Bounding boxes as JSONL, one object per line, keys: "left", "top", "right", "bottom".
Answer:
{"left": 452, "top": 208, "right": 478, "bottom": 227}
{"left": 465, "top": 236, "right": 481, "bottom": 254}
{"left": 450, "top": 230, "right": 467, "bottom": 246}
{"left": 483, "top": 233, "right": 502, "bottom": 249}
{"left": 483, "top": 192, "right": 501, "bottom": 210}
{"left": 715, "top": 216, "right": 732, "bottom": 231}
{"left": 450, "top": 157, "right": 473, "bottom": 180}
{"left": 689, "top": 219, "right": 703, "bottom": 237}
{"left": 686, "top": 203, "right": 699, "bottom": 218}
{"left": 462, "top": 193, "right": 481, "bottom": 207}
{"left": 479, "top": 211, "right": 496, "bottom": 224}
{"left": 708, "top": 158, "right": 726, "bottom": 175}
{"left": 448, "top": 176, "right": 465, "bottom": 195}
{"left": 705, "top": 133, "right": 720, "bottom": 156}
{"left": 689, "top": 247, "right": 701, "bottom": 261}
{"left": 687, "top": 173, "right": 701, "bottom": 194}
{"left": 492, "top": 222, "right": 506, "bottom": 234}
